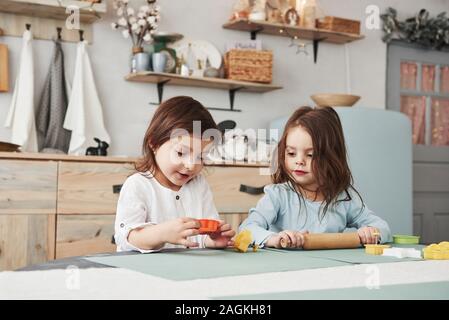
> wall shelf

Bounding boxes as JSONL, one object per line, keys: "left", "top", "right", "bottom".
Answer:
{"left": 0, "top": 0, "right": 106, "bottom": 23}
{"left": 125, "top": 72, "right": 283, "bottom": 112}
{"left": 223, "top": 19, "right": 364, "bottom": 63}
{"left": 0, "top": 0, "right": 106, "bottom": 43}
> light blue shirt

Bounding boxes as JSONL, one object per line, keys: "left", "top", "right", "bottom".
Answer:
{"left": 239, "top": 183, "right": 392, "bottom": 246}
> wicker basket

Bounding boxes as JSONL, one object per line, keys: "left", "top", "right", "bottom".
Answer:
{"left": 316, "top": 16, "right": 361, "bottom": 35}
{"left": 224, "top": 50, "right": 273, "bottom": 84}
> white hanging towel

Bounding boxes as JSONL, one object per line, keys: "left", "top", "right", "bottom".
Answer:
{"left": 4, "top": 30, "right": 38, "bottom": 152}
{"left": 64, "top": 41, "right": 110, "bottom": 155}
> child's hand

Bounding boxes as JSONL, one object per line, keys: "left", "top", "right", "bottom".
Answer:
{"left": 357, "top": 226, "right": 380, "bottom": 244}
{"left": 266, "top": 230, "right": 309, "bottom": 249}
{"left": 204, "top": 221, "right": 235, "bottom": 249}
{"left": 161, "top": 217, "right": 201, "bottom": 247}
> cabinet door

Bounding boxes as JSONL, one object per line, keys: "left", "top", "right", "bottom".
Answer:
{"left": 56, "top": 214, "right": 116, "bottom": 259}
{"left": 387, "top": 42, "right": 449, "bottom": 242}
{"left": 57, "top": 162, "right": 134, "bottom": 214}
{"left": 219, "top": 213, "right": 249, "bottom": 233}
{"left": 0, "top": 214, "right": 55, "bottom": 271}
{"left": 204, "top": 166, "right": 270, "bottom": 213}
{"left": 0, "top": 160, "right": 57, "bottom": 214}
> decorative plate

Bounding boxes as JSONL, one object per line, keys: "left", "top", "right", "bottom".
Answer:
{"left": 169, "top": 40, "right": 222, "bottom": 69}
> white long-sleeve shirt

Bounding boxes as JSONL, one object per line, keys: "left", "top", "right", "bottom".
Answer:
{"left": 114, "top": 172, "right": 219, "bottom": 253}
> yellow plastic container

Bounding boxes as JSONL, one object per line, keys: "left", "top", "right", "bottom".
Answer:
{"left": 423, "top": 242, "right": 449, "bottom": 260}
{"left": 365, "top": 244, "right": 391, "bottom": 255}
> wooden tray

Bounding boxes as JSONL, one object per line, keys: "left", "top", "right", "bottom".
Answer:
{"left": 0, "top": 141, "right": 21, "bottom": 152}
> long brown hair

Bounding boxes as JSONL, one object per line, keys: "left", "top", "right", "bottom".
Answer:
{"left": 135, "top": 96, "right": 218, "bottom": 174}
{"left": 273, "top": 106, "right": 363, "bottom": 219}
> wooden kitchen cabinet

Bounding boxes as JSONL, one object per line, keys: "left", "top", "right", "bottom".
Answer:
{"left": 56, "top": 161, "right": 133, "bottom": 258}
{"left": 0, "top": 214, "right": 55, "bottom": 270}
{"left": 0, "top": 159, "right": 57, "bottom": 270}
{"left": 57, "top": 162, "right": 134, "bottom": 214}
{"left": 56, "top": 214, "right": 116, "bottom": 259}
{"left": 0, "top": 160, "right": 57, "bottom": 214}
{"left": 0, "top": 153, "right": 131, "bottom": 270}
{"left": 204, "top": 166, "right": 270, "bottom": 213}
{"left": 205, "top": 165, "right": 270, "bottom": 233}
{"left": 0, "top": 152, "right": 269, "bottom": 270}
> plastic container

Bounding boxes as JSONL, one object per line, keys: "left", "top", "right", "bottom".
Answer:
{"left": 197, "top": 219, "right": 219, "bottom": 234}
{"left": 392, "top": 235, "right": 420, "bottom": 244}
{"left": 365, "top": 244, "right": 391, "bottom": 255}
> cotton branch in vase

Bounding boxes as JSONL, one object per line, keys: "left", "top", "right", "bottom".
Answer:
{"left": 111, "top": 0, "right": 160, "bottom": 50}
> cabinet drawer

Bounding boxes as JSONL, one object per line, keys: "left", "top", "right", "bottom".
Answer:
{"left": 219, "top": 213, "right": 249, "bottom": 233}
{"left": 205, "top": 166, "right": 271, "bottom": 213}
{"left": 0, "top": 214, "right": 55, "bottom": 271}
{"left": 0, "top": 160, "right": 57, "bottom": 214}
{"left": 56, "top": 214, "right": 116, "bottom": 259}
{"left": 57, "top": 162, "right": 134, "bottom": 214}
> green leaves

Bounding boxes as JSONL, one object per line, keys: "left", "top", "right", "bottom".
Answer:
{"left": 381, "top": 7, "right": 449, "bottom": 50}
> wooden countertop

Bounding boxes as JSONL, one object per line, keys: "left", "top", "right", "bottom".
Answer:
{"left": 0, "top": 152, "right": 270, "bottom": 167}
{"left": 0, "top": 151, "right": 137, "bottom": 163}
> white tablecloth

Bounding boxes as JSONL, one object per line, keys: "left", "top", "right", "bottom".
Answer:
{"left": 1, "top": 260, "right": 448, "bottom": 299}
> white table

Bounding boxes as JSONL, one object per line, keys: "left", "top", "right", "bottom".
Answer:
{"left": 1, "top": 260, "right": 449, "bottom": 299}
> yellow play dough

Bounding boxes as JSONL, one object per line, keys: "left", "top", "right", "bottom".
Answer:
{"left": 423, "top": 241, "right": 449, "bottom": 260}
{"left": 234, "top": 230, "right": 253, "bottom": 253}
{"left": 365, "top": 244, "right": 391, "bottom": 255}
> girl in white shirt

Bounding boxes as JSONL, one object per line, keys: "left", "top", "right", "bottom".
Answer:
{"left": 114, "top": 96, "right": 235, "bottom": 253}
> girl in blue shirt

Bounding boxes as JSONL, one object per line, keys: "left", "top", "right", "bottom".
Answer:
{"left": 240, "top": 106, "right": 392, "bottom": 248}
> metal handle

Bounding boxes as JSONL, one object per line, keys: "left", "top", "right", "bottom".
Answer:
{"left": 113, "top": 184, "right": 123, "bottom": 194}
{"left": 239, "top": 184, "right": 265, "bottom": 195}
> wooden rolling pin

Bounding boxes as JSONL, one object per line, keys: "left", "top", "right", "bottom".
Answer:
{"left": 0, "top": 44, "right": 9, "bottom": 92}
{"left": 280, "top": 232, "right": 361, "bottom": 250}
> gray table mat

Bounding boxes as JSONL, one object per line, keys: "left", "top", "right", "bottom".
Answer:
{"left": 85, "top": 246, "right": 424, "bottom": 281}
{"left": 86, "top": 248, "right": 350, "bottom": 280}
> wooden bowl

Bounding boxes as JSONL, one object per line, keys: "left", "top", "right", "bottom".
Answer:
{"left": 311, "top": 93, "right": 361, "bottom": 107}
{"left": 0, "top": 141, "right": 21, "bottom": 152}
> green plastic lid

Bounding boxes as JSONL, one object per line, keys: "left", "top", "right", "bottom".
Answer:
{"left": 393, "top": 234, "right": 420, "bottom": 244}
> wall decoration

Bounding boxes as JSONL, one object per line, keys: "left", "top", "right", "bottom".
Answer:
{"left": 283, "top": 7, "right": 299, "bottom": 26}
{"left": 111, "top": 0, "right": 160, "bottom": 52}
{"left": 249, "top": 0, "right": 266, "bottom": 21}
{"left": 230, "top": 0, "right": 252, "bottom": 20}
{"left": 381, "top": 8, "right": 449, "bottom": 50}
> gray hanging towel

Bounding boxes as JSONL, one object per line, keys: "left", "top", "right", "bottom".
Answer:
{"left": 36, "top": 40, "right": 71, "bottom": 153}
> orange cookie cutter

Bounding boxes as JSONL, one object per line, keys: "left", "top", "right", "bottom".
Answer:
{"left": 197, "top": 219, "right": 220, "bottom": 234}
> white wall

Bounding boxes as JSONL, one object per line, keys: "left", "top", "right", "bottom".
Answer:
{"left": 0, "top": 0, "right": 448, "bottom": 156}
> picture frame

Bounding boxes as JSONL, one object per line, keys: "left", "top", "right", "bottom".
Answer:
{"left": 0, "top": 43, "right": 9, "bottom": 92}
